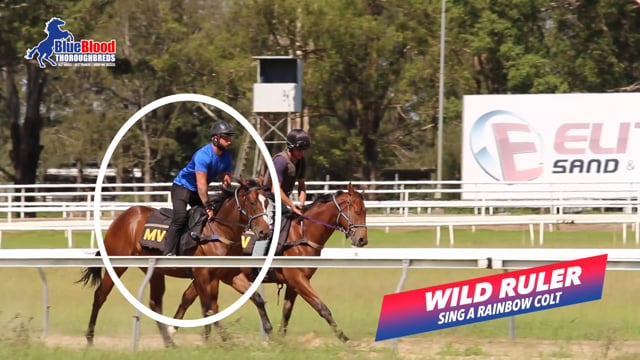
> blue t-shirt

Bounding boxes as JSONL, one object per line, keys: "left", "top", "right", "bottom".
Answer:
{"left": 173, "top": 144, "right": 233, "bottom": 191}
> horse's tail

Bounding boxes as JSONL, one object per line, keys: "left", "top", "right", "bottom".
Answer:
{"left": 76, "top": 251, "right": 102, "bottom": 288}
{"left": 24, "top": 47, "right": 36, "bottom": 59}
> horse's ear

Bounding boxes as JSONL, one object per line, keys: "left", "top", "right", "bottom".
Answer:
{"left": 238, "top": 176, "right": 247, "bottom": 188}
{"left": 348, "top": 182, "right": 354, "bottom": 194}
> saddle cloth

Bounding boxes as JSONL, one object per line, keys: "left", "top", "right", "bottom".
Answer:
{"left": 140, "top": 206, "right": 213, "bottom": 254}
{"left": 241, "top": 213, "right": 293, "bottom": 256}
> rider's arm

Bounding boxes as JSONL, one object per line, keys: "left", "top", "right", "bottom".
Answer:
{"left": 297, "top": 178, "right": 306, "bottom": 206}
{"left": 220, "top": 152, "right": 233, "bottom": 187}
{"left": 272, "top": 155, "right": 297, "bottom": 209}
{"left": 195, "top": 171, "right": 210, "bottom": 206}
{"left": 271, "top": 183, "right": 297, "bottom": 209}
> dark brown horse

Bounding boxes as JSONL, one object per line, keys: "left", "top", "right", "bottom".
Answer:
{"left": 171, "top": 182, "right": 368, "bottom": 342}
{"left": 77, "top": 179, "right": 273, "bottom": 347}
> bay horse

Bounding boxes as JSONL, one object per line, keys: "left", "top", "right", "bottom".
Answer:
{"left": 77, "top": 179, "right": 273, "bottom": 347}
{"left": 171, "top": 182, "right": 368, "bottom": 342}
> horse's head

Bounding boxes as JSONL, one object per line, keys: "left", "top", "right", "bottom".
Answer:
{"left": 233, "top": 178, "right": 271, "bottom": 240}
{"left": 333, "top": 182, "right": 368, "bottom": 247}
{"left": 46, "top": 17, "right": 66, "bottom": 32}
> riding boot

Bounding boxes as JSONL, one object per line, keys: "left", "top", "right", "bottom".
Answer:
{"left": 163, "top": 224, "right": 182, "bottom": 256}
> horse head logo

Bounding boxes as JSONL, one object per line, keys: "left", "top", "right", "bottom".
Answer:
{"left": 24, "top": 17, "right": 75, "bottom": 68}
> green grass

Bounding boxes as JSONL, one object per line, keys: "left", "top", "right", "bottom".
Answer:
{"left": 1, "top": 227, "right": 639, "bottom": 359}
{"left": 0, "top": 342, "right": 397, "bottom": 360}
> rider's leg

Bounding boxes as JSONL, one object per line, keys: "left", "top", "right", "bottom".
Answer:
{"left": 163, "top": 184, "right": 192, "bottom": 256}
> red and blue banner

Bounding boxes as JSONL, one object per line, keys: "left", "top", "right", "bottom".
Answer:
{"left": 375, "top": 254, "right": 607, "bottom": 341}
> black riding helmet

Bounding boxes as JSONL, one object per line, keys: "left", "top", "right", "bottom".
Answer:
{"left": 209, "top": 120, "right": 236, "bottom": 138}
{"left": 286, "top": 129, "right": 311, "bottom": 150}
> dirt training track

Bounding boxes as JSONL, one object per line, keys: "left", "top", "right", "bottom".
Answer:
{"left": 41, "top": 333, "right": 640, "bottom": 359}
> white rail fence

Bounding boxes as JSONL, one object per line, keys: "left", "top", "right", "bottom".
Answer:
{"left": 1, "top": 212, "right": 640, "bottom": 249}
{"left": 2, "top": 181, "right": 640, "bottom": 221}
{"left": 2, "top": 181, "right": 640, "bottom": 247}
{"left": 1, "top": 247, "right": 638, "bottom": 350}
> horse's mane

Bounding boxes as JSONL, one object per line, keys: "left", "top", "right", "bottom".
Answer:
{"left": 209, "top": 177, "right": 262, "bottom": 212}
{"left": 301, "top": 190, "right": 345, "bottom": 211}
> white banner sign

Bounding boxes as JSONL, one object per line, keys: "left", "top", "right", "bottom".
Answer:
{"left": 462, "top": 93, "right": 640, "bottom": 199}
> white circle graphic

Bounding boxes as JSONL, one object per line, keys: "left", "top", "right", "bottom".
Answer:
{"left": 93, "top": 93, "right": 282, "bottom": 328}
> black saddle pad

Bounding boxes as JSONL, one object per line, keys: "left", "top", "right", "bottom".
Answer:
{"left": 140, "top": 206, "right": 211, "bottom": 254}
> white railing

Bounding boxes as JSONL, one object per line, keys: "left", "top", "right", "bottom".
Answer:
{"left": 2, "top": 247, "right": 637, "bottom": 270}
{"left": 2, "top": 181, "right": 640, "bottom": 247}
{"left": 1, "top": 181, "right": 640, "bottom": 221}
{"left": 2, "top": 213, "right": 640, "bottom": 249}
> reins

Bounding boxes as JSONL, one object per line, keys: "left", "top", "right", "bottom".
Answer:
{"left": 290, "top": 193, "right": 367, "bottom": 250}
{"left": 299, "top": 193, "right": 367, "bottom": 236}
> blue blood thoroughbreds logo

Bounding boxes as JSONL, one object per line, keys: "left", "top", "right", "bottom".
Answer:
{"left": 25, "top": 17, "right": 116, "bottom": 68}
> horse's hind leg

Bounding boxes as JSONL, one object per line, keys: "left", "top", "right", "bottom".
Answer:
{"left": 36, "top": 53, "right": 46, "bottom": 68}
{"left": 85, "top": 267, "right": 128, "bottom": 346}
{"left": 148, "top": 273, "right": 175, "bottom": 348}
{"left": 43, "top": 52, "right": 56, "bottom": 66}
{"left": 289, "top": 279, "right": 350, "bottom": 342}
{"left": 169, "top": 280, "right": 199, "bottom": 339}
{"left": 223, "top": 272, "right": 273, "bottom": 336}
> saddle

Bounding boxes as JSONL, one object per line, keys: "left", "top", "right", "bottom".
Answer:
{"left": 139, "top": 205, "right": 215, "bottom": 254}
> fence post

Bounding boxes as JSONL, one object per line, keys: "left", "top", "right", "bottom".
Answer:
{"left": 20, "top": 188, "right": 25, "bottom": 219}
{"left": 86, "top": 193, "right": 92, "bottom": 220}
{"left": 132, "top": 258, "right": 157, "bottom": 351}
{"left": 7, "top": 194, "right": 12, "bottom": 222}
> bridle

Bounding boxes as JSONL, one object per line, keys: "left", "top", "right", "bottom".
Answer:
{"left": 301, "top": 193, "right": 367, "bottom": 238}
{"left": 211, "top": 186, "right": 268, "bottom": 231}
{"left": 332, "top": 193, "right": 367, "bottom": 238}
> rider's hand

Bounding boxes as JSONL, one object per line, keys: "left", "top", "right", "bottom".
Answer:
{"left": 292, "top": 205, "right": 303, "bottom": 216}
{"left": 206, "top": 207, "right": 214, "bottom": 220}
{"left": 222, "top": 174, "right": 231, "bottom": 188}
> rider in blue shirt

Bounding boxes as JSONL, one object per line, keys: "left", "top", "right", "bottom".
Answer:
{"left": 163, "top": 120, "right": 235, "bottom": 256}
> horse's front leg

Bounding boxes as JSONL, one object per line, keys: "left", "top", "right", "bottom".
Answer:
{"left": 193, "top": 269, "right": 228, "bottom": 341}
{"left": 222, "top": 271, "right": 273, "bottom": 336}
{"left": 147, "top": 273, "right": 175, "bottom": 348}
{"left": 279, "top": 284, "right": 298, "bottom": 337}
{"left": 285, "top": 271, "right": 349, "bottom": 342}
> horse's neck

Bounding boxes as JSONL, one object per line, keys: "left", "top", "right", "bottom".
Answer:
{"left": 300, "top": 204, "right": 339, "bottom": 245}
{"left": 212, "top": 221, "right": 242, "bottom": 239}
{"left": 211, "top": 204, "right": 244, "bottom": 242}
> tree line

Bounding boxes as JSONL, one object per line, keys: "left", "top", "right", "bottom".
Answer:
{"left": 1, "top": 0, "right": 639, "bottom": 186}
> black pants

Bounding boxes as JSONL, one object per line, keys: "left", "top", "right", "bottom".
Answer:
{"left": 163, "top": 184, "right": 203, "bottom": 255}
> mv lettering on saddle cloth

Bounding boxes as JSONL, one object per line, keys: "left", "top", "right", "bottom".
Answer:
{"left": 139, "top": 206, "right": 215, "bottom": 253}
{"left": 375, "top": 254, "right": 608, "bottom": 341}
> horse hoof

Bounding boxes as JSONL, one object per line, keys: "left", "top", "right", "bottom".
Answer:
{"left": 167, "top": 326, "right": 177, "bottom": 339}
{"left": 339, "top": 334, "right": 350, "bottom": 343}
